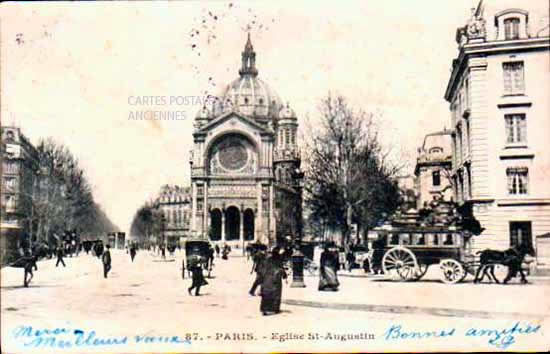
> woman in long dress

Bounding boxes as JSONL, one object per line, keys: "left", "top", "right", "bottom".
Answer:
{"left": 260, "top": 247, "right": 287, "bottom": 315}
{"left": 318, "top": 246, "right": 340, "bottom": 291}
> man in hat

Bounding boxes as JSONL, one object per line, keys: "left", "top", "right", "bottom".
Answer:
{"left": 129, "top": 244, "right": 137, "bottom": 262}
{"left": 188, "top": 256, "right": 208, "bottom": 296}
{"left": 102, "top": 244, "right": 112, "bottom": 278}
{"left": 55, "top": 244, "right": 66, "bottom": 267}
{"left": 249, "top": 248, "right": 266, "bottom": 296}
{"left": 222, "top": 243, "right": 230, "bottom": 260}
{"left": 23, "top": 250, "right": 38, "bottom": 287}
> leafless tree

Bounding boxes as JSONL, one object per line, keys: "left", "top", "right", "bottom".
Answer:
{"left": 304, "top": 94, "right": 403, "bottom": 246}
{"left": 24, "top": 138, "right": 117, "bottom": 246}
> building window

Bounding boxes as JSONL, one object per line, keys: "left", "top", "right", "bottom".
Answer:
{"left": 505, "top": 114, "right": 526, "bottom": 144}
{"left": 3, "top": 161, "right": 18, "bottom": 174}
{"left": 4, "top": 177, "right": 16, "bottom": 190}
{"left": 5, "top": 195, "right": 16, "bottom": 211}
{"left": 503, "top": 62, "right": 524, "bottom": 95}
{"left": 506, "top": 167, "right": 528, "bottom": 195}
{"left": 285, "top": 129, "right": 290, "bottom": 146}
{"left": 509, "top": 221, "right": 532, "bottom": 248}
{"left": 504, "top": 18, "right": 520, "bottom": 40}
{"left": 432, "top": 170, "right": 441, "bottom": 186}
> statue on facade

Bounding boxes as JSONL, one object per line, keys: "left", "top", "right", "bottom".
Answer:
{"left": 466, "top": 8, "right": 486, "bottom": 40}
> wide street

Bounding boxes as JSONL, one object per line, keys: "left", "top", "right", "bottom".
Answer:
{"left": 1, "top": 249, "right": 549, "bottom": 352}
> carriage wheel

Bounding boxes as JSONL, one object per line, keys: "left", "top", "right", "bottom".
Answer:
{"left": 382, "top": 247, "right": 418, "bottom": 281}
{"left": 439, "top": 259, "right": 465, "bottom": 284}
{"left": 398, "top": 263, "right": 428, "bottom": 281}
{"left": 412, "top": 263, "right": 429, "bottom": 281}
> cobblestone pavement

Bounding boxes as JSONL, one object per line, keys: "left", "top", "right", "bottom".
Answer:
{"left": 1, "top": 250, "right": 548, "bottom": 352}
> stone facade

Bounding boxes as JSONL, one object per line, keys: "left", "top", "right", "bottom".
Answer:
{"left": 154, "top": 185, "right": 191, "bottom": 246}
{"left": 0, "top": 126, "right": 39, "bottom": 264}
{"left": 444, "top": 0, "right": 550, "bottom": 269}
{"left": 414, "top": 130, "right": 453, "bottom": 210}
{"left": 189, "top": 34, "right": 303, "bottom": 247}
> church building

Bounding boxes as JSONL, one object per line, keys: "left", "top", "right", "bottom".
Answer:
{"left": 189, "top": 34, "right": 303, "bottom": 246}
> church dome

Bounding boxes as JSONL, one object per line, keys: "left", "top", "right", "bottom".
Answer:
{"left": 221, "top": 76, "right": 283, "bottom": 118}
{"left": 213, "top": 33, "right": 283, "bottom": 119}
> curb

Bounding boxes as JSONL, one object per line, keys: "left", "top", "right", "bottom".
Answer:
{"left": 282, "top": 299, "right": 547, "bottom": 320}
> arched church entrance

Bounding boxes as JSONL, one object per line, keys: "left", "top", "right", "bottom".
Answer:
{"left": 225, "top": 206, "right": 240, "bottom": 241}
{"left": 209, "top": 209, "right": 222, "bottom": 241}
{"left": 243, "top": 209, "right": 255, "bottom": 241}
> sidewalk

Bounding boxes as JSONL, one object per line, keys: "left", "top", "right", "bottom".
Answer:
{"left": 281, "top": 265, "right": 550, "bottom": 320}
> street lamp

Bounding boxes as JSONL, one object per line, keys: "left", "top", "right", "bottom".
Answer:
{"left": 290, "top": 239, "right": 306, "bottom": 288}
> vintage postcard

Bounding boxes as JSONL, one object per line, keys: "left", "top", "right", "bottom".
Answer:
{"left": 1, "top": 0, "right": 549, "bottom": 352}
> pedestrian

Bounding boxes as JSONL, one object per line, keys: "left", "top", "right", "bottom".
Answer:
{"left": 245, "top": 243, "right": 252, "bottom": 260}
{"left": 23, "top": 250, "right": 38, "bottom": 287}
{"left": 188, "top": 256, "right": 208, "bottom": 296}
{"left": 346, "top": 249, "right": 356, "bottom": 271}
{"left": 56, "top": 244, "right": 66, "bottom": 267}
{"left": 102, "top": 244, "right": 112, "bottom": 278}
{"left": 130, "top": 245, "right": 137, "bottom": 262}
{"left": 222, "top": 244, "right": 229, "bottom": 260}
{"left": 207, "top": 245, "right": 215, "bottom": 274}
{"left": 249, "top": 249, "right": 266, "bottom": 296}
{"left": 318, "top": 244, "right": 340, "bottom": 291}
{"left": 161, "top": 245, "right": 166, "bottom": 259}
{"left": 260, "top": 247, "right": 287, "bottom": 315}
{"left": 363, "top": 256, "right": 370, "bottom": 273}
{"left": 371, "top": 234, "right": 386, "bottom": 275}
{"left": 182, "top": 258, "right": 186, "bottom": 279}
{"left": 94, "top": 241, "right": 104, "bottom": 259}
{"left": 215, "top": 244, "right": 220, "bottom": 258}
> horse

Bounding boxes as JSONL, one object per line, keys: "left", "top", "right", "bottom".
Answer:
{"left": 9, "top": 247, "right": 45, "bottom": 287}
{"left": 474, "top": 243, "right": 535, "bottom": 284}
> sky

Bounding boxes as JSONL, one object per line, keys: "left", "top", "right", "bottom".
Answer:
{"left": 1, "top": 0, "right": 478, "bottom": 232}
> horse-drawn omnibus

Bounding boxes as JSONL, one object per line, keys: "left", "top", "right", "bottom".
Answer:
{"left": 373, "top": 225, "right": 477, "bottom": 284}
